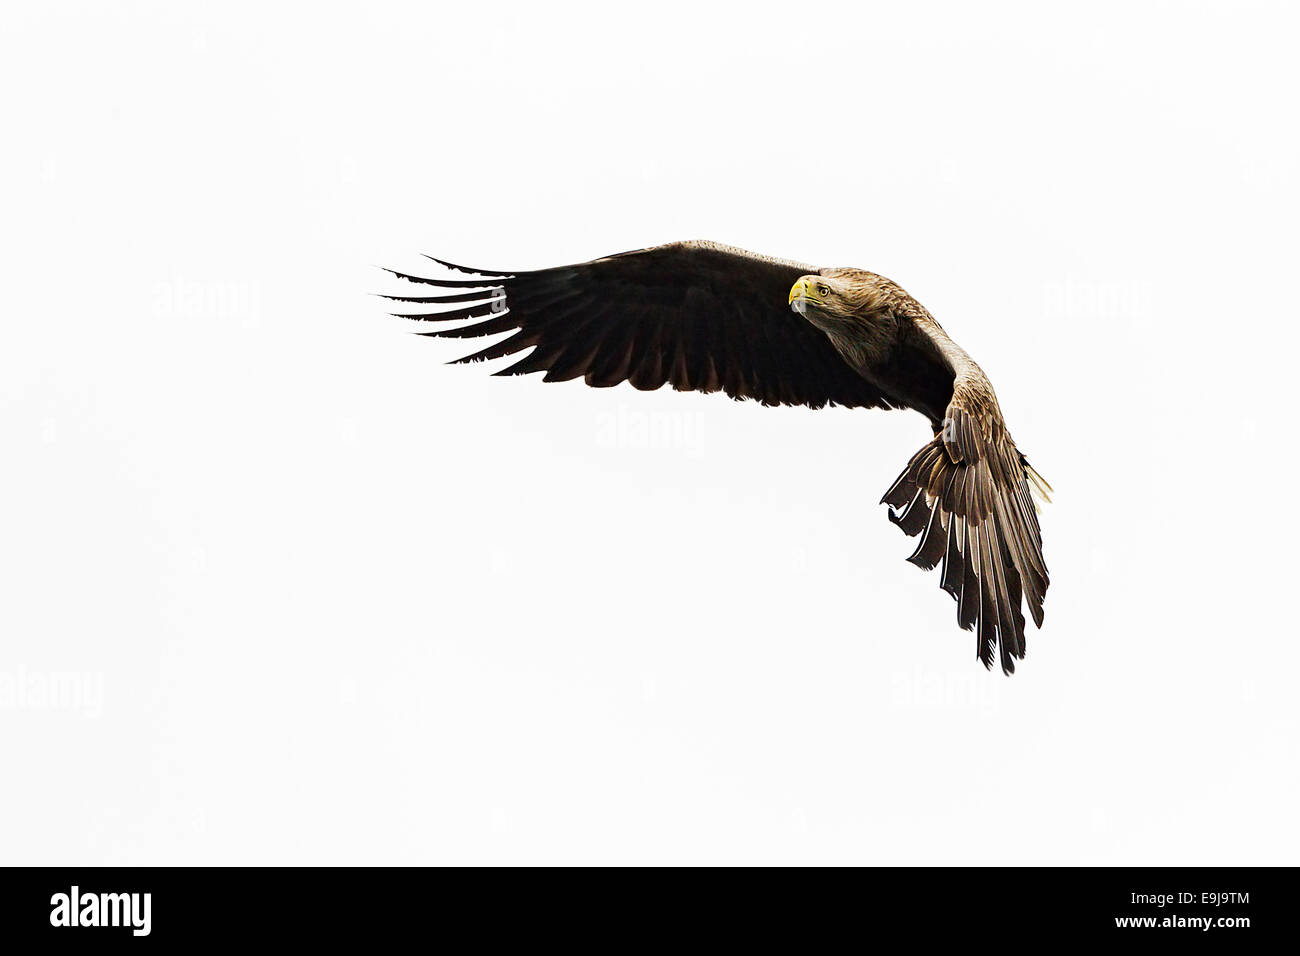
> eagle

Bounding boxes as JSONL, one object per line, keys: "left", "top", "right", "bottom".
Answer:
{"left": 384, "top": 240, "right": 1051, "bottom": 674}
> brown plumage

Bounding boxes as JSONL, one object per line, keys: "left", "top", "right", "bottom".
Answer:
{"left": 384, "top": 240, "right": 1050, "bottom": 673}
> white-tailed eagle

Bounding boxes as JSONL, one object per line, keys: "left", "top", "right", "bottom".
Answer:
{"left": 384, "top": 240, "right": 1051, "bottom": 674}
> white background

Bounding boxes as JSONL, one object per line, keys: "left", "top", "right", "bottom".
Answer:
{"left": 2, "top": 1, "right": 1296, "bottom": 865}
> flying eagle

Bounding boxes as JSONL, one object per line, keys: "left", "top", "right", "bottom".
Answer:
{"left": 384, "top": 241, "right": 1051, "bottom": 674}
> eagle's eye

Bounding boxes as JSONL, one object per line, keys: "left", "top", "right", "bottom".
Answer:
{"left": 817, "top": 284, "right": 830, "bottom": 297}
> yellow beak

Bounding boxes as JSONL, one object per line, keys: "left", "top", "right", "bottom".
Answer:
{"left": 788, "top": 277, "right": 819, "bottom": 305}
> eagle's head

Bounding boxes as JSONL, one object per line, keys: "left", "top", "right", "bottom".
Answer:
{"left": 789, "top": 270, "right": 894, "bottom": 316}
{"left": 789, "top": 270, "right": 898, "bottom": 359}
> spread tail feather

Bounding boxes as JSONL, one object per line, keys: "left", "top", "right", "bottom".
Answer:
{"left": 882, "top": 437, "right": 1049, "bottom": 674}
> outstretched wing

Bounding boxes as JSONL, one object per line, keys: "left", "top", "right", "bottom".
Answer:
{"left": 383, "top": 240, "right": 897, "bottom": 410}
{"left": 881, "top": 359, "right": 1050, "bottom": 674}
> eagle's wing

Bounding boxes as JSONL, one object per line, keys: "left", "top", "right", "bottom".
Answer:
{"left": 881, "top": 352, "right": 1050, "bottom": 674}
{"left": 384, "top": 240, "right": 897, "bottom": 410}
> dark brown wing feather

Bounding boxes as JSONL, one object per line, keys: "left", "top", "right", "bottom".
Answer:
{"left": 880, "top": 369, "right": 1049, "bottom": 674}
{"left": 383, "top": 241, "right": 897, "bottom": 410}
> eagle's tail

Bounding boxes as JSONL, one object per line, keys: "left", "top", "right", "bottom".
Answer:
{"left": 881, "top": 437, "right": 1049, "bottom": 674}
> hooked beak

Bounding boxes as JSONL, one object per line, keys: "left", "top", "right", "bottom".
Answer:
{"left": 789, "top": 277, "right": 821, "bottom": 312}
